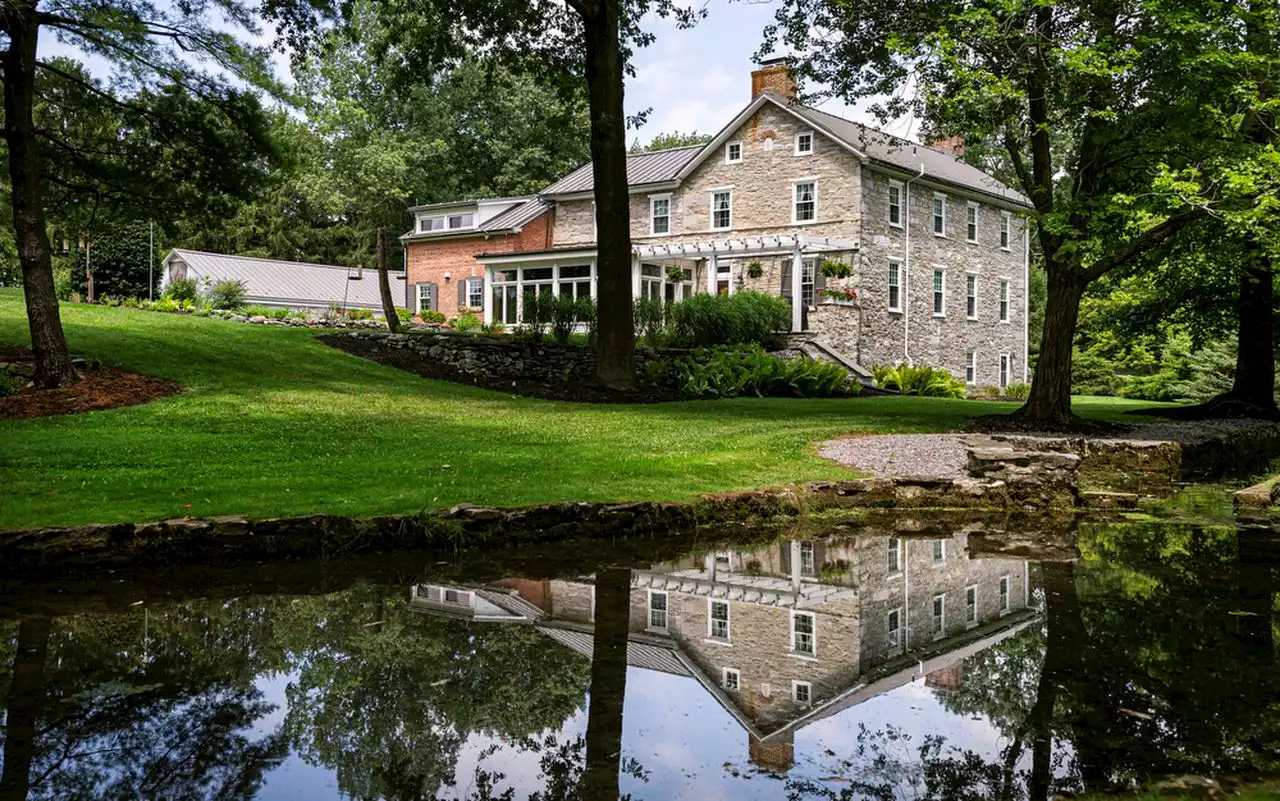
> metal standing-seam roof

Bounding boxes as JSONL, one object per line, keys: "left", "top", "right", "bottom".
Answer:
{"left": 784, "top": 102, "right": 1032, "bottom": 208}
{"left": 540, "top": 144, "right": 703, "bottom": 196}
{"left": 164, "top": 249, "right": 405, "bottom": 310}
{"left": 399, "top": 197, "right": 550, "bottom": 242}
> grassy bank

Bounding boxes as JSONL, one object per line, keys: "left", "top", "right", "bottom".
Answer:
{"left": 0, "top": 288, "right": 1166, "bottom": 529}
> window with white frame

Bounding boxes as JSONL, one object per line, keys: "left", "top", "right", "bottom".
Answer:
{"left": 726, "top": 141, "right": 743, "bottom": 164}
{"left": 999, "top": 280, "right": 1010, "bottom": 322}
{"left": 416, "top": 283, "right": 437, "bottom": 314}
{"left": 887, "top": 260, "right": 902, "bottom": 312}
{"left": 650, "top": 196, "right": 671, "bottom": 235}
{"left": 1000, "top": 212, "right": 1012, "bottom": 250}
{"left": 966, "top": 585, "right": 978, "bottom": 626}
{"left": 559, "top": 265, "right": 592, "bottom": 300}
{"left": 648, "top": 590, "right": 668, "bottom": 630}
{"left": 801, "top": 257, "right": 819, "bottom": 308}
{"left": 999, "top": 353, "right": 1011, "bottom": 390}
{"left": 447, "top": 212, "right": 475, "bottom": 229}
{"left": 932, "top": 594, "right": 946, "bottom": 639}
{"left": 794, "top": 180, "right": 817, "bottom": 223}
{"left": 933, "top": 269, "right": 946, "bottom": 316}
{"left": 799, "top": 541, "right": 816, "bottom": 577}
{"left": 795, "top": 130, "right": 814, "bottom": 155}
{"left": 932, "top": 539, "right": 946, "bottom": 565}
{"left": 887, "top": 537, "right": 902, "bottom": 574}
{"left": 966, "top": 202, "right": 979, "bottom": 243}
{"left": 887, "top": 607, "right": 902, "bottom": 648}
{"left": 966, "top": 274, "right": 978, "bottom": 319}
{"left": 711, "top": 190, "right": 732, "bottom": 230}
{"left": 723, "top": 667, "right": 740, "bottom": 690}
{"left": 933, "top": 194, "right": 947, "bottom": 236}
{"left": 466, "top": 277, "right": 484, "bottom": 309}
{"left": 491, "top": 270, "right": 518, "bottom": 324}
{"left": 520, "top": 267, "right": 555, "bottom": 314}
{"left": 793, "top": 681, "right": 812, "bottom": 705}
{"left": 966, "top": 350, "right": 977, "bottom": 384}
{"left": 419, "top": 216, "right": 445, "bottom": 233}
{"left": 888, "top": 181, "right": 903, "bottom": 227}
{"left": 709, "top": 599, "right": 730, "bottom": 641}
{"left": 1000, "top": 575, "right": 1011, "bottom": 612}
{"left": 791, "top": 611, "right": 816, "bottom": 656}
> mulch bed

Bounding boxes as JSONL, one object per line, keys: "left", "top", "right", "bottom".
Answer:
{"left": 321, "top": 334, "right": 679, "bottom": 404}
{"left": 967, "top": 412, "right": 1134, "bottom": 436}
{"left": 0, "top": 345, "right": 183, "bottom": 420}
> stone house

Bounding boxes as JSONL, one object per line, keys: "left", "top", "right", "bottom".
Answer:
{"left": 403, "top": 62, "right": 1032, "bottom": 382}
{"left": 406, "top": 530, "right": 1035, "bottom": 774}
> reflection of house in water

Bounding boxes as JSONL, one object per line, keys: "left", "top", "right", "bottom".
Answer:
{"left": 409, "top": 534, "right": 1034, "bottom": 773}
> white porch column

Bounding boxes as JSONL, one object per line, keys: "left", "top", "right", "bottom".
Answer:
{"left": 630, "top": 254, "right": 641, "bottom": 299}
{"left": 482, "top": 268, "right": 492, "bottom": 324}
{"left": 791, "top": 245, "right": 804, "bottom": 332}
{"left": 790, "top": 540, "right": 802, "bottom": 594}
{"left": 707, "top": 252, "right": 718, "bottom": 295}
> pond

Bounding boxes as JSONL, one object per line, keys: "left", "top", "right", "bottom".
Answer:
{"left": 0, "top": 517, "right": 1276, "bottom": 800}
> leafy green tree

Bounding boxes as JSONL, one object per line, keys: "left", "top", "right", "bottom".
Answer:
{"left": 764, "top": 0, "right": 1280, "bottom": 425}
{"left": 629, "top": 131, "right": 711, "bottom": 153}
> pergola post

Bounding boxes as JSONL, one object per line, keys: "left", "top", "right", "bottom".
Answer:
{"left": 482, "top": 268, "right": 493, "bottom": 325}
{"left": 630, "top": 253, "right": 641, "bottom": 299}
{"left": 791, "top": 244, "right": 804, "bottom": 332}
{"left": 707, "top": 252, "right": 718, "bottom": 295}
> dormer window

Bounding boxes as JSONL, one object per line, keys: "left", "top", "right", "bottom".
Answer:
{"left": 795, "top": 131, "right": 814, "bottom": 155}
{"left": 448, "top": 213, "right": 475, "bottom": 229}
{"left": 419, "top": 217, "right": 445, "bottom": 233}
{"left": 726, "top": 141, "right": 743, "bottom": 164}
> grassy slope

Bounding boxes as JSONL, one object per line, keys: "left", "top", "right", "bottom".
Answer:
{"left": 0, "top": 288, "right": 1167, "bottom": 528}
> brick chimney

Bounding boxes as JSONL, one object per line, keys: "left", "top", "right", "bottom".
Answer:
{"left": 748, "top": 731, "right": 795, "bottom": 773}
{"left": 928, "top": 134, "right": 966, "bottom": 159}
{"left": 752, "top": 57, "right": 796, "bottom": 100}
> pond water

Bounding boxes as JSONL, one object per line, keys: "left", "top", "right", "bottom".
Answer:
{"left": 0, "top": 517, "right": 1277, "bottom": 800}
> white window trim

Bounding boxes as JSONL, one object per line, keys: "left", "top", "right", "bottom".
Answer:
{"left": 722, "top": 667, "right": 740, "bottom": 690}
{"left": 1000, "top": 212, "right": 1013, "bottom": 251}
{"left": 999, "top": 352, "right": 1011, "bottom": 390}
{"left": 999, "top": 574, "right": 1012, "bottom": 615}
{"left": 966, "top": 350, "right": 978, "bottom": 385}
{"left": 794, "top": 130, "right": 814, "bottom": 155}
{"left": 887, "top": 606, "right": 903, "bottom": 649}
{"left": 707, "top": 597, "right": 731, "bottom": 643}
{"left": 709, "top": 187, "right": 733, "bottom": 232}
{"left": 966, "top": 272, "right": 980, "bottom": 320}
{"left": 932, "top": 593, "right": 946, "bottom": 641}
{"left": 998, "top": 279, "right": 1011, "bottom": 324}
{"left": 792, "top": 680, "right": 813, "bottom": 705}
{"left": 646, "top": 588, "right": 669, "bottom": 633}
{"left": 792, "top": 178, "right": 819, "bottom": 225}
{"left": 966, "top": 201, "right": 980, "bottom": 244}
{"left": 932, "top": 539, "right": 947, "bottom": 567}
{"left": 725, "top": 140, "right": 743, "bottom": 164}
{"left": 887, "top": 537, "right": 903, "bottom": 576}
{"left": 887, "top": 259, "right": 903, "bottom": 313}
{"left": 466, "top": 277, "right": 484, "bottom": 310}
{"left": 790, "top": 609, "right": 817, "bottom": 658}
{"left": 965, "top": 584, "right": 979, "bottom": 628}
{"left": 932, "top": 268, "right": 947, "bottom": 318}
{"left": 649, "top": 193, "right": 672, "bottom": 237}
{"left": 888, "top": 180, "right": 904, "bottom": 228}
{"left": 933, "top": 193, "right": 948, "bottom": 237}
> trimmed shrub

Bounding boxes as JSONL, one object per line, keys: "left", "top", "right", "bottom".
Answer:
{"left": 453, "top": 310, "right": 483, "bottom": 334}
{"left": 633, "top": 297, "right": 670, "bottom": 347}
{"left": 575, "top": 297, "right": 597, "bottom": 346}
{"left": 669, "top": 290, "right": 790, "bottom": 348}
{"left": 871, "top": 363, "right": 967, "bottom": 399}
{"left": 396, "top": 307, "right": 414, "bottom": 323}
{"left": 551, "top": 293, "right": 581, "bottom": 345}
{"left": 648, "top": 346, "right": 857, "bottom": 399}
{"left": 207, "top": 279, "right": 247, "bottom": 310}
{"left": 164, "top": 277, "right": 199, "bottom": 303}
{"left": 419, "top": 309, "right": 447, "bottom": 324}
{"left": 520, "top": 292, "right": 555, "bottom": 340}
{"left": 1003, "top": 382, "right": 1032, "bottom": 400}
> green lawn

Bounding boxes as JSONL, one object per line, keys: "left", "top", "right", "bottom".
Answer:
{"left": 0, "top": 288, "right": 1168, "bottom": 529}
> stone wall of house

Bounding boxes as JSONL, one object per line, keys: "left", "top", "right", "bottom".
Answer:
{"left": 550, "top": 579, "right": 595, "bottom": 624}
{"left": 807, "top": 303, "right": 861, "bottom": 360}
{"left": 856, "top": 167, "right": 1028, "bottom": 381}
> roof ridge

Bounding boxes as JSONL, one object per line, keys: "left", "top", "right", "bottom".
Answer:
{"left": 171, "top": 249, "right": 382, "bottom": 272}
{"left": 627, "top": 142, "right": 708, "bottom": 156}
{"left": 793, "top": 101, "right": 950, "bottom": 157}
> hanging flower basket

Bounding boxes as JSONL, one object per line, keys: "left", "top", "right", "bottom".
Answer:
{"left": 665, "top": 266, "right": 685, "bottom": 283}
{"left": 746, "top": 260, "right": 764, "bottom": 279}
{"left": 820, "top": 260, "right": 853, "bottom": 279}
{"left": 819, "top": 287, "right": 858, "bottom": 305}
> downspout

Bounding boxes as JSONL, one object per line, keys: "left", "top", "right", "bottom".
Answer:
{"left": 1023, "top": 219, "right": 1031, "bottom": 382}
{"left": 903, "top": 163, "right": 926, "bottom": 365}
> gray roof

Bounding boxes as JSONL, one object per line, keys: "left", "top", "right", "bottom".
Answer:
{"left": 540, "top": 145, "right": 702, "bottom": 196}
{"left": 165, "top": 249, "right": 404, "bottom": 311}
{"left": 784, "top": 101, "right": 1031, "bottom": 207}
{"left": 408, "top": 195, "right": 533, "bottom": 212}
{"left": 536, "top": 625, "right": 694, "bottom": 677}
{"left": 400, "top": 198, "right": 550, "bottom": 243}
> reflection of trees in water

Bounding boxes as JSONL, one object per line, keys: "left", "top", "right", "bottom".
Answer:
{"left": 780, "top": 522, "right": 1280, "bottom": 801}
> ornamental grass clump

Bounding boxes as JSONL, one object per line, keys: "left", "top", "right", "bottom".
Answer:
{"left": 648, "top": 345, "right": 856, "bottom": 399}
{"left": 207, "top": 279, "right": 247, "bottom": 310}
{"left": 871, "top": 363, "right": 967, "bottom": 398}
{"left": 669, "top": 291, "right": 790, "bottom": 348}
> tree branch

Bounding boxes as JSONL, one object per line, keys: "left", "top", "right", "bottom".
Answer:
{"left": 1084, "top": 208, "right": 1207, "bottom": 282}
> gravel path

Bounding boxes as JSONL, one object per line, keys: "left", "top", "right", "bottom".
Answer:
{"left": 817, "top": 433, "right": 971, "bottom": 479}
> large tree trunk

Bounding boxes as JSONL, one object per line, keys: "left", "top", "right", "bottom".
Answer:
{"left": 1228, "top": 249, "right": 1276, "bottom": 412}
{"left": 1018, "top": 265, "right": 1085, "bottom": 426}
{"left": 580, "top": 566, "right": 630, "bottom": 799}
{"left": 581, "top": 0, "right": 636, "bottom": 390}
{"left": 2, "top": 3, "right": 76, "bottom": 388}
{"left": 376, "top": 228, "right": 401, "bottom": 334}
{"left": 0, "top": 616, "right": 52, "bottom": 801}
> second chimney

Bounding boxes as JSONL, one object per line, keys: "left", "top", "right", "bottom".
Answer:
{"left": 751, "top": 57, "right": 796, "bottom": 101}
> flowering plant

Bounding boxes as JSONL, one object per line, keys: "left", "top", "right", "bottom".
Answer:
{"left": 819, "top": 287, "right": 858, "bottom": 302}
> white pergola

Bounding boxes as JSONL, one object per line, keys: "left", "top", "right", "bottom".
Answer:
{"left": 632, "top": 234, "right": 860, "bottom": 331}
